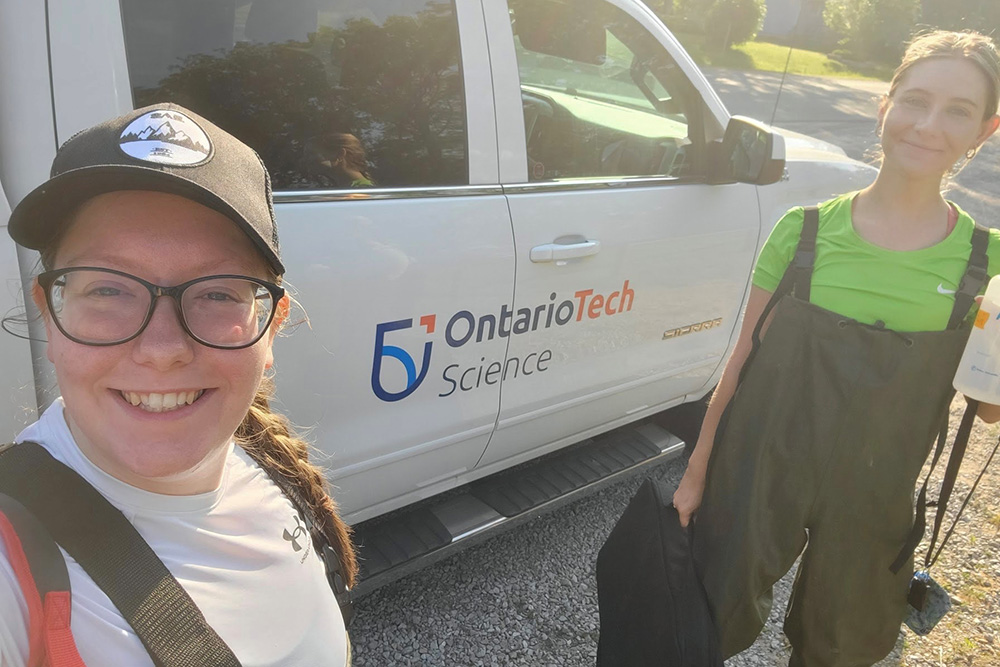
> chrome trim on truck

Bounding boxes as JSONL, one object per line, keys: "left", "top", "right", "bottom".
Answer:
{"left": 503, "top": 176, "right": 689, "bottom": 195}
{"left": 273, "top": 185, "right": 504, "bottom": 203}
{"left": 272, "top": 177, "right": 698, "bottom": 203}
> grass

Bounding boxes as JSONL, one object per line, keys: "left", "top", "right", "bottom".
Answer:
{"left": 671, "top": 33, "right": 892, "bottom": 81}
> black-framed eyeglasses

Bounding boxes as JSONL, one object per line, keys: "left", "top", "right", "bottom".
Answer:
{"left": 37, "top": 267, "right": 286, "bottom": 349}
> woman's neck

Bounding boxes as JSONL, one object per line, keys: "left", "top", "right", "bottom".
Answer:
{"left": 853, "top": 168, "right": 951, "bottom": 251}
{"left": 65, "top": 411, "right": 230, "bottom": 496}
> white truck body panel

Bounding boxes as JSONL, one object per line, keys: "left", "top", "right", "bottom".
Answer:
{"left": 272, "top": 195, "right": 515, "bottom": 521}
{"left": 0, "top": 0, "right": 877, "bottom": 527}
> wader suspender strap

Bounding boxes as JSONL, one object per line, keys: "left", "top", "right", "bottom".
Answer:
{"left": 890, "top": 224, "right": 993, "bottom": 574}
{"left": 949, "top": 223, "right": 990, "bottom": 330}
{"left": 0, "top": 442, "right": 242, "bottom": 667}
{"left": 739, "top": 207, "right": 819, "bottom": 388}
{"left": 790, "top": 207, "right": 818, "bottom": 303}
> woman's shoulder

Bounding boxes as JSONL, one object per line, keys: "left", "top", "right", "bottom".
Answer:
{"left": 770, "top": 192, "right": 855, "bottom": 242}
{"left": 983, "top": 225, "right": 1000, "bottom": 278}
{"left": 10, "top": 401, "right": 78, "bottom": 478}
{"left": 950, "top": 204, "right": 1000, "bottom": 276}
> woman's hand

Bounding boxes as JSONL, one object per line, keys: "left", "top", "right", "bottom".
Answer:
{"left": 673, "top": 461, "right": 708, "bottom": 528}
{"left": 668, "top": 286, "right": 774, "bottom": 529}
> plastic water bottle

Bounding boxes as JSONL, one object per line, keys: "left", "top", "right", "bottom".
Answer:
{"left": 954, "top": 274, "right": 1000, "bottom": 403}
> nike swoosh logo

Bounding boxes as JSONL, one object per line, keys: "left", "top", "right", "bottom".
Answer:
{"left": 938, "top": 284, "right": 956, "bottom": 295}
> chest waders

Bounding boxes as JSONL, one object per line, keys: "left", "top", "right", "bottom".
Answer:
{"left": 693, "top": 208, "right": 989, "bottom": 667}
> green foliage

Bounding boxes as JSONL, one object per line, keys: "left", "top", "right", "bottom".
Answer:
{"left": 704, "top": 0, "right": 767, "bottom": 49}
{"left": 671, "top": 0, "right": 715, "bottom": 33}
{"left": 675, "top": 0, "right": 714, "bottom": 20}
{"left": 134, "top": 4, "right": 467, "bottom": 188}
{"left": 644, "top": 0, "right": 675, "bottom": 17}
{"left": 921, "top": 0, "right": 1000, "bottom": 37}
{"left": 824, "top": 0, "right": 922, "bottom": 63}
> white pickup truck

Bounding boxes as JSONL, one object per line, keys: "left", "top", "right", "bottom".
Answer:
{"left": 0, "top": 0, "right": 875, "bottom": 593}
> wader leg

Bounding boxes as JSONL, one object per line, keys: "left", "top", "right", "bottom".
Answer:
{"left": 783, "top": 509, "right": 912, "bottom": 666}
{"left": 696, "top": 518, "right": 808, "bottom": 659}
{"left": 694, "top": 419, "right": 814, "bottom": 659}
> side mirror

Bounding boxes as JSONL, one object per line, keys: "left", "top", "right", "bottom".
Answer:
{"left": 713, "top": 116, "right": 785, "bottom": 185}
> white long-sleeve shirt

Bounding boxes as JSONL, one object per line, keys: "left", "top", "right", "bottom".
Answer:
{"left": 0, "top": 399, "right": 347, "bottom": 667}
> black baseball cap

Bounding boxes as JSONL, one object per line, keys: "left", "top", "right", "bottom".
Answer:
{"left": 8, "top": 103, "right": 284, "bottom": 275}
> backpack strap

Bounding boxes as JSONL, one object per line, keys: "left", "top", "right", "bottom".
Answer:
{"left": 0, "top": 491, "right": 85, "bottom": 667}
{"left": 947, "top": 224, "right": 990, "bottom": 330}
{"left": 0, "top": 442, "right": 241, "bottom": 667}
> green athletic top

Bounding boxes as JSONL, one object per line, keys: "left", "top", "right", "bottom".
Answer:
{"left": 752, "top": 193, "right": 1000, "bottom": 332}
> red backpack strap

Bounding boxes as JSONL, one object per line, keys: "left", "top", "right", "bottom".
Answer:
{"left": 0, "top": 492, "right": 86, "bottom": 667}
{"left": 0, "top": 442, "right": 240, "bottom": 667}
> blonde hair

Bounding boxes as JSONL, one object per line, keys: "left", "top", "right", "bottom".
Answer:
{"left": 889, "top": 30, "right": 1000, "bottom": 120}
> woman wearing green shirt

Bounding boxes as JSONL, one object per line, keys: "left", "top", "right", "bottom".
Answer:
{"left": 673, "top": 30, "right": 1000, "bottom": 666}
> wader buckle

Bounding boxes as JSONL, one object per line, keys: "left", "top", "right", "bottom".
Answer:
{"left": 792, "top": 249, "right": 814, "bottom": 269}
{"left": 957, "top": 265, "right": 989, "bottom": 298}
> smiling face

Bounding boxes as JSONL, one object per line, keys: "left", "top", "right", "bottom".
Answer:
{"left": 37, "top": 190, "right": 279, "bottom": 494}
{"left": 878, "top": 56, "right": 1000, "bottom": 180}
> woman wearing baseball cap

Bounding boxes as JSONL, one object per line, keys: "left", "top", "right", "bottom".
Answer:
{"left": 0, "top": 104, "right": 355, "bottom": 666}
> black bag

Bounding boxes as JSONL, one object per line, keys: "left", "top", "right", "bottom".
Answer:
{"left": 596, "top": 476, "right": 723, "bottom": 667}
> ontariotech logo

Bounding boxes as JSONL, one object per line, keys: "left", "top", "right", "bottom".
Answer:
{"left": 371, "top": 281, "right": 635, "bottom": 402}
{"left": 371, "top": 315, "right": 437, "bottom": 402}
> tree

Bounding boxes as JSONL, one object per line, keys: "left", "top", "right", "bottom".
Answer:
{"left": 674, "top": 0, "right": 715, "bottom": 27}
{"left": 921, "top": 0, "right": 1000, "bottom": 37}
{"left": 135, "top": 2, "right": 467, "bottom": 189}
{"left": 705, "top": 0, "right": 767, "bottom": 49}
{"left": 645, "top": 0, "right": 675, "bottom": 17}
{"left": 824, "top": 0, "right": 922, "bottom": 62}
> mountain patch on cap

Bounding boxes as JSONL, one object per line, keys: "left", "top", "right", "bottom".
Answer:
{"left": 119, "top": 109, "right": 213, "bottom": 166}
{"left": 7, "top": 103, "right": 283, "bottom": 275}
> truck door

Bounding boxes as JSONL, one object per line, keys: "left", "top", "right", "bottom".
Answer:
{"left": 48, "top": 0, "right": 514, "bottom": 522}
{"left": 479, "top": 0, "right": 760, "bottom": 468}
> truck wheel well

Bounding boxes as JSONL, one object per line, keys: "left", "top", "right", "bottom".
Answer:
{"left": 654, "top": 388, "right": 714, "bottom": 455}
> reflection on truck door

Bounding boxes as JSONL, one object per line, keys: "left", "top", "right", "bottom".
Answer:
{"left": 479, "top": 0, "right": 760, "bottom": 468}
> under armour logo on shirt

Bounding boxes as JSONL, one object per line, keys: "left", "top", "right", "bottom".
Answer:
{"left": 283, "top": 515, "right": 308, "bottom": 552}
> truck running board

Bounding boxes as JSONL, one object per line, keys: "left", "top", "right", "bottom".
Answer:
{"left": 350, "top": 420, "right": 685, "bottom": 597}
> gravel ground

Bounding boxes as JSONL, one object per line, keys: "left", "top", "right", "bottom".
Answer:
{"left": 350, "top": 399, "right": 1000, "bottom": 667}
{"left": 350, "top": 71, "right": 1000, "bottom": 666}
{"left": 885, "top": 397, "right": 1000, "bottom": 667}
{"left": 350, "top": 457, "right": 686, "bottom": 666}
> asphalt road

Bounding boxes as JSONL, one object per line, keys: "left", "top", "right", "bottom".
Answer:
{"left": 708, "top": 68, "right": 1000, "bottom": 226}
{"left": 349, "top": 70, "right": 1000, "bottom": 667}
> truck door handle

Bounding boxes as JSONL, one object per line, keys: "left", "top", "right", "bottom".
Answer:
{"left": 529, "top": 240, "right": 601, "bottom": 263}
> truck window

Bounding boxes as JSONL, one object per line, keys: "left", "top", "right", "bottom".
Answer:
{"left": 509, "top": 0, "right": 700, "bottom": 181}
{"left": 119, "top": 0, "right": 468, "bottom": 190}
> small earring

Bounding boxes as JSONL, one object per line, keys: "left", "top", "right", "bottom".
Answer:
{"left": 966, "top": 147, "right": 978, "bottom": 160}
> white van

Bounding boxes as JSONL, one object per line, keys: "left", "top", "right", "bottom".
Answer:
{"left": 0, "top": 0, "right": 874, "bottom": 594}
